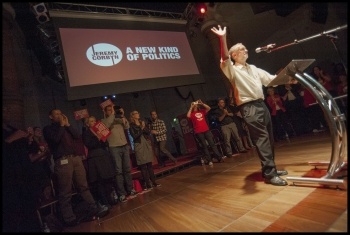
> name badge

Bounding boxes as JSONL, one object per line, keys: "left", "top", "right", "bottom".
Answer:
{"left": 60, "top": 159, "right": 69, "bottom": 165}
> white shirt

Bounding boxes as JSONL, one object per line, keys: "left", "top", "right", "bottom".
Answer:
{"left": 220, "top": 58, "right": 276, "bottom": 106}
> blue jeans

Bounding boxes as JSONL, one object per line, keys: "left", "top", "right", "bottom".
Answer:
{"left": 109, "top": 145, "right": 133, "bottom": 196}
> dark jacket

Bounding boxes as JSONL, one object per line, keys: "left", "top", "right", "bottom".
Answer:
{"left": 82, "top": 128, "right": 109, "bottom": 158}
{"left": 129, "top": 122, "right": 151, "bottom": 144}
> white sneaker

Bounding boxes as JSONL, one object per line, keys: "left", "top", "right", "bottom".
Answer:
{"left": 208, "top": 161, "right": 213, "bottom": 166}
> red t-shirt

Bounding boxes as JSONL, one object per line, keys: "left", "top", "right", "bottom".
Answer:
{"left": 303, "top": 88, "right": 316, "bottom": 108}
{"left": 189, "top": 110, "right": 209, "bottom": 134}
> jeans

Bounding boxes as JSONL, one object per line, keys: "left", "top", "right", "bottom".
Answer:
{"left": 109, "top": 145, "right": 133, "bottom": 196}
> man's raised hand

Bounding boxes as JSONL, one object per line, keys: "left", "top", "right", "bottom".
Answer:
{"left": 211, "top": 25, "right": 226, "bottom": 36}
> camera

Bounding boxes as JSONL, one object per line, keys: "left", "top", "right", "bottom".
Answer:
{"left": 114, "top": 105, "right": 123, "bottom": 117}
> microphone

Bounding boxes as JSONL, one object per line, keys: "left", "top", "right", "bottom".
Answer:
{"left": 255, "top": 43, "right": 276, "bottom": 53}
{"left": 326, "top": 33, "right": 338, "bottom": 40}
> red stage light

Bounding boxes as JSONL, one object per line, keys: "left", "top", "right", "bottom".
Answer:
{"left": 197, "top": 3, "right": 207, "bottom": 15}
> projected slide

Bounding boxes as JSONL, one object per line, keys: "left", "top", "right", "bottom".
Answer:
{"left": 59, "top": 28, "right": 200, "bottom": 87}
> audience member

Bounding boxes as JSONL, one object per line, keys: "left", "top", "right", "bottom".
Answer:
{"left": 302, "top": 85, "right": 328, "bottom": 133}
{"left": 43, "top": 109, "right": 108, "bottom": 227}
{"left": 331, "top": 62, "right": 347, "bottom": 89}
{"left": 228, "top": 97, "right": 255, "bottom": 150}
{"left": 150, "top": 110, "right": 177, "bottom": 168}
{"left": 82, "top": 116, "right": 118, "bottom": 209}
{"left": 27, "top": 126, "right": 52, "bottom": 204}
{"left": 129, "top": 111, "right": 161, "bottom": 190}
{"left": 311, "top": 65, "right": 336, "bottom": 96}
{"left": 279, "top": 84, "right": 307, "bottom": 136}
{"left": 187, "top": 99, "right": 226, "bottom": 165}
{"left": 31, "top": 126, "right": 53, "bottom": 176}
{"left": 171, "top": 126, "right": 183, "bottom": 156}
{"left": 101, "top": 105, "right": 138, "bottom": 203}
{"left": 212, "top": 97, "right": 247, "bottom": 157}
{"left": 266, "top": 87, "right": 294, "bottom": 141}
{"left": 3, "top": 105, "right": 44, "bottom": 232}
{"left": 335, "top": 74, "right": 347, "bottom": 116}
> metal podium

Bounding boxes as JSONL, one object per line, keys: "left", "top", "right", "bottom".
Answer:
{"left": 269, "top": 59, "right": 347, "bottom": 188}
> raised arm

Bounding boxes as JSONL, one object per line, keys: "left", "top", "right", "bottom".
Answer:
{"left": 211, "top": 25, "right": 230, "bottom": 61}
{"left": 198, "top": 100, "right": 211, "bottom": 112}
{"left": 187, "top": 102, "right": 195, "bottom": 118}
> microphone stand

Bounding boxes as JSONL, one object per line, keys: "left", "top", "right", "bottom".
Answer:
{"left": 269, "top": 24, "right": 348, "bottom": 73}
{"left": 328, "top": 34, "right": 348, "bottom": 75}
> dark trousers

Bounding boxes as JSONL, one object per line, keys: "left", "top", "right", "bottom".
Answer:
{"left": 174, "top": 139, "right": 182, "bottom": 155}
{"left": 54, "top": 155, "right": 96, "bottom": 223}
{"left": 239, "top": 99, "right": 277, "bottom": 178}
{"left": 196, "top": 130, "right": 222, "bottom": 162}
{"left": 139, "top": 162, "right": 157, "bottom": 187}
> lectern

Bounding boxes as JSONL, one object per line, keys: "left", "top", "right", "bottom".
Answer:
{"left": 271, "top": 59, "right": 347, "bottom": 188}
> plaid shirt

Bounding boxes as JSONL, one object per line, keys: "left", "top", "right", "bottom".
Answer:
{"left": 151, "top": 118, "right": 167, "bottom": 142}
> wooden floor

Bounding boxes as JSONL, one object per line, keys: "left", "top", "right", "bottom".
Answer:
{"left": 64, "top": 131, "right": 347, "bottom": 232}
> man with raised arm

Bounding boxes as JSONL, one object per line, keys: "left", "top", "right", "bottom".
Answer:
{"left": 211, "top": 25, "right": 289, "bottom": 186}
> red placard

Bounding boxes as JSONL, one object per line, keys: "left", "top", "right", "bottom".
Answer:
{"left": 73, "top": 109, "right": 89, "bottom": 120}
{"left": 90, "top": 121, "right": 111, "bottom": 142}
{"left": 100, "top": 99, "right": 114, "bottom": 110}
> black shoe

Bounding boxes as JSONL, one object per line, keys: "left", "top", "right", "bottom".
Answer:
{"left": 119, "top": 195, "right": 127, "bottom": 203}
{"left": 239, "top": 149, "right": 248, "bottom": 153}
{"left": 95, "top": 204, "right": 109, "bottom": 218}
{"left": 277, "top": 170, "right": 288, "bottom": 176}
{"left": 152, "top": 183, "right": 162, "bottom": 188}
{"left": 65, "top": 219, "right": 79, "bottom": 227}
{"left": 219, "top": 156, "right": 227, "bottom": 162}
{"left": 264, "top": 176, "right": 288, "bottom": 186}
{"left": 144, "top": 183, "right": 153, "bottom": 191}
{"left": 128, "top": 189, "right": 139, "bottom": 197}
{"left": 86, "top": 204, "right": 110, "bottom": 219}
